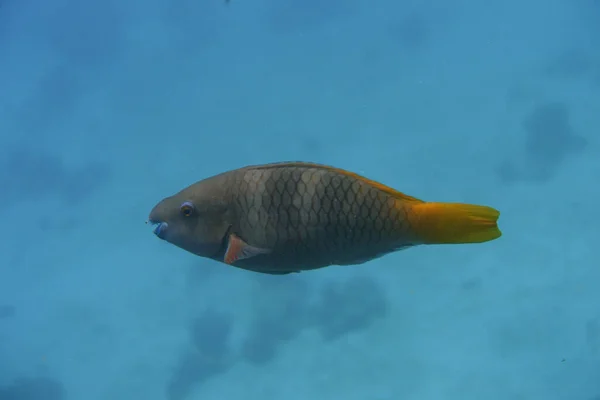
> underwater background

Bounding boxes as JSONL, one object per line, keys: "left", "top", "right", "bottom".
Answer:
{"left": 0, "top": 0, "right": 599, "bottom": 399}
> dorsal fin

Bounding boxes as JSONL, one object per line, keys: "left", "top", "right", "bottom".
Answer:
{"left": 250, "top": 161, "right": 424, "bottom": 203}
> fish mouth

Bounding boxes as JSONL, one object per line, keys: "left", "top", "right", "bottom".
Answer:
{"left": 148, "top": 220, "right": 168, "bottom": 239}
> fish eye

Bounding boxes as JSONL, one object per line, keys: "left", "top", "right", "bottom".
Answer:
{"left": 180, "top": 201, "right": 195, "bottom": 217}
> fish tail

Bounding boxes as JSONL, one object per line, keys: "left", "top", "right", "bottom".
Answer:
{"left": 407, "top": 202, "right": 501, "bottom": 244}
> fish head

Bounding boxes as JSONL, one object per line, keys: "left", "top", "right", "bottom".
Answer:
{"left": 148, "top": 178, "right": 232, "bottom": 259}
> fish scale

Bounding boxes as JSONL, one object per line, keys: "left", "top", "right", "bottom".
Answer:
{"left": 231, "top": 165, "right": 410, "bottom": 269}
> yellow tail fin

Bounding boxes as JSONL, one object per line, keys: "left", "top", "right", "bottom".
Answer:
{"left": 408, "top": 202, "right": 501, "bottom": 245}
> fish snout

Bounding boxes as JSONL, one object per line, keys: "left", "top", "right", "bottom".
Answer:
{"left": 148, "top": 201, "right": 170, "bottom": 239}
{"left": 150, "top": 221, "right": 169, "bottom": 240}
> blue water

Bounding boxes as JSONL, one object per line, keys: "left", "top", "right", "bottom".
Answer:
{"left": 0, "top": 0, "right": 599, "bottom": 399}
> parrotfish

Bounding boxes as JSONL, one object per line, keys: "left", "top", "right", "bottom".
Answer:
{"left": 148, "top": 162, "right": 501, "bottom": 274}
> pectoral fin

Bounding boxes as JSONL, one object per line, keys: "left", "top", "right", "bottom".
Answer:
{"left": 224, "top": 233, "right": 272, "bottom": 265}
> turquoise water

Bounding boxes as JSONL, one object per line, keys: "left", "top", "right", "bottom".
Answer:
{"left": 0, "top": 0, "right": 599, "bottom": 399}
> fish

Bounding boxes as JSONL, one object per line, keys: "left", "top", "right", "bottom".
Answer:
{"left": 148, "top": 162, "right": 501, "bottom": 275}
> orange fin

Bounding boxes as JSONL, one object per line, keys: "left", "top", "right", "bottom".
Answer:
{"left": 224, "top": 233, "right": 271, "bottom": 264}
{"left": 408, "top": 202, "right": 501, "bottom": 245}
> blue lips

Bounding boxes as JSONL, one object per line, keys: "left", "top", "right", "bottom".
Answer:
{"left": 152, "top": 222, "right": 168, "bottom": 239}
